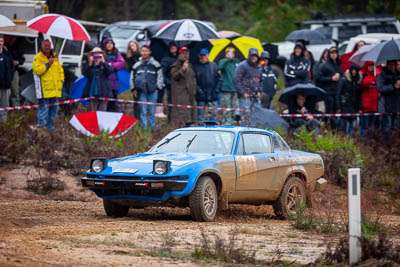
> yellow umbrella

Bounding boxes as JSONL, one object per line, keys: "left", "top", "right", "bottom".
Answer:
{"left": 209, "top": 36, "right": 264, "bottom": 62}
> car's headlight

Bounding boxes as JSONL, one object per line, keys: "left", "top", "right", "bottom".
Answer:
{"left": 153, "top": 160, "right": 170, "bottom": 175}
{"left": 91, "top": 158, "right": 106, "bottom": 172}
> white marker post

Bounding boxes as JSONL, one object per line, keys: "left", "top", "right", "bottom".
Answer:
{"left": 348, "top": 168, "right": 361, "bottom": 264}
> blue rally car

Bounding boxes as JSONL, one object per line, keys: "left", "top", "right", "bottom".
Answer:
{"left": 81, "top": 125, "right": 326, "bottom": 222}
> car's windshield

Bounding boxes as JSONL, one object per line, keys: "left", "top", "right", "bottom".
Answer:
{"left": 109, "top": 27, "right": 138, "bottom": 39}
{"left": 149, "top": 130, "right": 235, "bottom": 154}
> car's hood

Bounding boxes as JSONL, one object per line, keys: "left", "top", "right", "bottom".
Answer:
{"left": 109, "top": 152, "right": 223, "bottom": 167}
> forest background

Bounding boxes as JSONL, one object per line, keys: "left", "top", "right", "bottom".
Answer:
{"left": 47, "top": 0, "right": 400, "bottom": 43}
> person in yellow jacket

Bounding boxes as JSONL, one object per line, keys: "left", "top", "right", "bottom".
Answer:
{"left": 32, "top": 40, "right": 64, "bottom": 132}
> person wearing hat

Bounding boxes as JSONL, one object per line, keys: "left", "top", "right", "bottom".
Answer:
{"left": 318, "top": 46, "right": 342, "bottom": 129}
{"left": 194, "top": 48, "right": 220, "bottom": 121}
{"left": 103, "top": 37, "right": 125, "bottom": 112}
{"left": 377, "top": 60, "right": 398, "bottom": 132}
{"left": 284, "top": 41, "right": 310, "bottom": 87}
{"left": 82, "top": 47, "right": 113, "bottom": 111}
{"left": 219, "top": 47, "right": 240, "bottom": 125}
{"left": 31, "top": 39, "right": 64, "bottom": 132}
{"left": 170, "top": 46, "right": 197, "bottom": 125}
{"left": 233, "top": 48, "right": 261, "bottom": 125}
{"left": 336, "top": 64, "right": 362, "bottom": 135}
{"left": 159, "top": 41, "right": 178, "bottom": 121}
{"left": 0, "top": 35, "right": 13, "bottom": 123}
{"left": 258, "top": 51, "right": 277, "bottom": 109}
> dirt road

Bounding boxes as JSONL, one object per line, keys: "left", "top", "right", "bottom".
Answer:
{"left": 0, "top": 166, "right": 398, "bottom": 266}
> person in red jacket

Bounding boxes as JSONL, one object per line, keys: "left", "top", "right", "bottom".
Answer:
{"left": 359, "top": 61, "right": 379, "bottom": 135}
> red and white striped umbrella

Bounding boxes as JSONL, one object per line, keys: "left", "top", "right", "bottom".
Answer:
{"left": 27, "top": 13, "right": 91, "bottom": 42}
{"left": 69, "top": 111, "right": 137, "bottom": 138}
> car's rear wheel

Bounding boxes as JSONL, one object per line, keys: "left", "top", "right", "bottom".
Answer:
{"left": 273, "top": 176, "right": 306, "bottom": 219}
{"left": 103, "top": 199, "right": 129, "bottom": 217}
{"left": 189, "top": 176, "right": 218, "bottom": 222}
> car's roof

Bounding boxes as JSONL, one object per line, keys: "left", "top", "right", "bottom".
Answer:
{"left": 175, "top": 125, "right": 276, "bottom": 135}
{"left": 303, "top": 16, "right": 398, "bottom": 26}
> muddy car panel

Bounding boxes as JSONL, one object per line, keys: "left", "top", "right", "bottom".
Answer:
{"left": 81, "top": 126, "right": 325, "bottom": 207}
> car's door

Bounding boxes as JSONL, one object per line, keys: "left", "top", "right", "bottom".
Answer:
{"left": 234, "top": 133, "right": 279, "bottom": 190}
{"left": 58, "top": 39, "right": 85, "bottom": 77}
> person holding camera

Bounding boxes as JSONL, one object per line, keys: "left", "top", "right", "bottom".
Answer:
{"left": 82, "top": 47, "right": 113, "bottom": 112}
{"left": 219, "top": 47, "right": 240, "bottom": 125}
{"left": 31, "top": 39, "right": 64, "bottom": 133}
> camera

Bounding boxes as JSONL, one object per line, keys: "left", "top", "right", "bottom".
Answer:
{"left": 93, "top": 55, "right": 101, "bottom": 60}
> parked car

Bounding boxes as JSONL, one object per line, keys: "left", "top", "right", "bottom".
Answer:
{"left": 100, "top": 20, "right": 217, "bottom": 56}
{"left": 338, "top": 33, "right": 400, "bottom": 55}
{"left": 81, "top": 124, "right": 326, "bottom": 221}
{"left": 275, "top": 16, "right": 400, "bottom": 64}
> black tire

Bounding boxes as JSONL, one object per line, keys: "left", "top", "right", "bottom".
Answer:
{"left": 103, "top": 199, "right": 129, "bottom": 217}
{"left": 273, "top": 176, "right": 306, "bottom": 219}
{"left": 189, "top": 176, "right": 218, "bottom": 222}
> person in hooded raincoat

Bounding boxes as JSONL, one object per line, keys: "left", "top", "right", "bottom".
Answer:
{"left": 233, "top": 48, "right": 261, "bottom": 125}
{"left": 284, "top": 41, "right": 310, "bottom": 87}
{"left": 359, "top": 61, "right": 379, "bottom": 135}
{"left": 336, "top": 64, "right": 362, "bottom": 135}
{"left": 258, "top": 51, "right": 277, "bottom": 109}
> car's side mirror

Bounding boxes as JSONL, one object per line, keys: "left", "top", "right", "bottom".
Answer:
{"left": 136, "top": 33, "right": 145, "bottom": 41}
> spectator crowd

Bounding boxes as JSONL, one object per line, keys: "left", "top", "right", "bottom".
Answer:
{"left": 0, "top": 34, "right": 400, "bottom": 136}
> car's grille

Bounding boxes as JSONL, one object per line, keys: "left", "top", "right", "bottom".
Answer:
{"left": 86, "top": 174, "right": 188, "bottom": 180}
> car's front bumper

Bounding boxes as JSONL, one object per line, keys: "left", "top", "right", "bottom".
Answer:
{"left": 81, "top": 176, "right": 187, "bottom": 191}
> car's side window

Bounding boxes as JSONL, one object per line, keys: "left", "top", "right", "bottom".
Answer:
{"left": 241, "top": 133, "right": 272, "bottom": 155}
{"left": 272, "top": 134, "right": 290, "bottom": 151}
{"left": 236, "top": 135, "right": 245, "bottom": 155}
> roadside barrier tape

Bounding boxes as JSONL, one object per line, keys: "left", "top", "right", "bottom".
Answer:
{"left": 1, "top": 97, "right": 398, "bottom": 117}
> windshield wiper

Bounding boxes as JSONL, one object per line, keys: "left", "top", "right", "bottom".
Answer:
{"left": 156, "top": 133, "right": 181, "bottom": 149}
{"left": 185, "top": 135, "right": 197, "bottom": 152}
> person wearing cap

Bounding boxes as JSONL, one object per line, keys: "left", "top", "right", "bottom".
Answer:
{"left": 103, "top": 37, "right": 125, "bottom": 112}
{"left": 233, "top": 48, "right": 261, "bottom": 125}
{"left": 284, "top": 41, "right": 310, "bottom": 87}
{"left": 219, "top": 47, "right": 240, "bottom": 125}
{"left": 31, "top": 39, "right": 64, "bottom": 132}
{"left": 318, "top": 46, "right": 342, "bottom": 129}
{"left": 82, "top": 47, "right": 113, "bottom": 111}
{"left": 336, "top": 64, "right": 362, "bottom": 135}
{"left": 159, "top": 42, "right": 178, "bottom": 121}
{"left": 170, "top": 46, "right": 197, "bottom": 125}
{"left": 0, "top": 35, "right": 13, "bottom": 123}
{"left": 258, "top": 51, "right": 277, "bottom": 109}
{"left": 194, "top": 48, "right": 220, "bottom": 121}
{"left": 377, "top": 60, "right": 398, "bottom": 132}
{"left": 130, "top": 45, "right": 163, "bottom": 129}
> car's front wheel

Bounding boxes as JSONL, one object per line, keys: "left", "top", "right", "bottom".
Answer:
{"left": 189, "top": 176, "right": 218, "bottom": 222}
{"left": 273, "top": 176, "right": 306, "bottom": 219}
{"left": 103, "top": 199, "right": 129, "bottom": 217}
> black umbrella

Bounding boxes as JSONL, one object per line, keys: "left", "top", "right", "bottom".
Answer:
{"left": 153, "top": 19, "right": 219, "bottom": 41}
{"left": 361, "top": 39, "right": 400, "bottom": 65}
{"left": 279, "top": 83, "right": 327, "bottom": 106}
{"left": 285, "top": 29, "right": 326, "bottom": 42}
{"left": 250, "top": 105, "right": 289, "bottom": 131}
